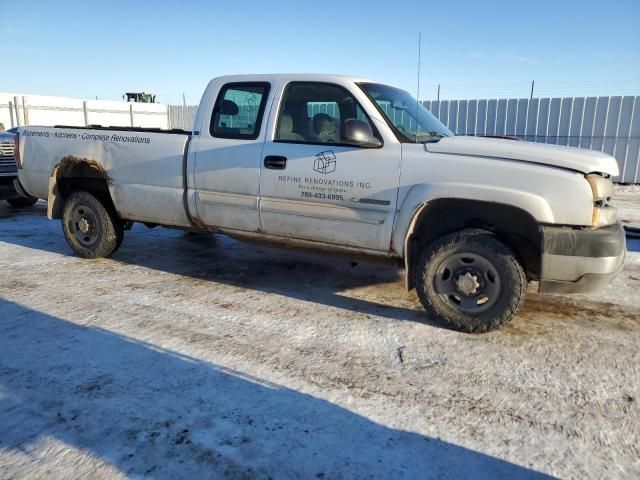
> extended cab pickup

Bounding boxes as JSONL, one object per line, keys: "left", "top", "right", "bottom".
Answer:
{"left": 14, "top": 74, "right": 626, "bottom": 332}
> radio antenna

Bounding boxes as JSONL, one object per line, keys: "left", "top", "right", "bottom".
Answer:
{"left": 415, "top": 32, "right": 422, "bottom": 143}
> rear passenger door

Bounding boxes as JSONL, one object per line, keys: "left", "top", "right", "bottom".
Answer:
{"left": 259, "top": 81, "right": 401, "bottom": 251}
{"left": 192, "top": 82, "right": 273, "bottom": 232}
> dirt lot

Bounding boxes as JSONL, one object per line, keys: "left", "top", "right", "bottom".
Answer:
{"left": 1, "top": 200, "right": 639, "bottom": 479}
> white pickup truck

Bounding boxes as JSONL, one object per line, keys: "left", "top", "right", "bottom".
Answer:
{"left": 14, "top": 74, "right": 626, "bottom": 332}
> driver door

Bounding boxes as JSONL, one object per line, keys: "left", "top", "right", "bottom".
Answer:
{"left": 259, "top": 81, "right": 401, "bottom": 251}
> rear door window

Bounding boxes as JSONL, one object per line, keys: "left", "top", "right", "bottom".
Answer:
{"left": 210, "top": 83, "right": 270, "bottom": 139}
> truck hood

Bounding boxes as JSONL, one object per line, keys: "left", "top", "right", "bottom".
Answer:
{"left": 0, "top": 132, "right": 16, "bottom": 142}
{"left": 425, "top": 136, "right": 619, "bottom": 176}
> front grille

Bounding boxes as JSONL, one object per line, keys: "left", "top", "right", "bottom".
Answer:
{"left": 0, "top": 141, "right": 17, "bottom": 175}
{"left": 0, "top": 141, "right": 14, "bottom": 157}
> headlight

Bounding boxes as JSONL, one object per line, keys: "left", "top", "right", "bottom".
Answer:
{"left": 586, "top": 174, "right": 616, "bottom": 226}
{"left": 591, "top": 205, "right": 617, "bottom": 226}
{"left": 586, "top": 174, "right": 613, "bottom": 202}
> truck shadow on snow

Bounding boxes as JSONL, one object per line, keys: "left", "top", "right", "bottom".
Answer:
{"left": 0, "top": 300, "right": 551, "bottom": 479}
{"left": 0, "top": 203, "right": 441, "bottom": 326}
{"left": 1, "top": 203, "right": 638, "bottom": 331}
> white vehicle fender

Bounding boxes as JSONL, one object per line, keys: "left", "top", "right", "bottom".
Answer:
{"left": 391, "top": 182, "right": 554, "bottom": 259}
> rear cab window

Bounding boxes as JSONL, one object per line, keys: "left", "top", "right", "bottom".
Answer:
{"left": 210, "top": 82, "right": 270, "bottom": 140}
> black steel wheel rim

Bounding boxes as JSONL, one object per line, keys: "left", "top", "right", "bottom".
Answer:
{"left": 69, "top": 203, "right": 100, "bottom": 247}
{"left": 433, "top": 252, "right": 501, "bottom": 313}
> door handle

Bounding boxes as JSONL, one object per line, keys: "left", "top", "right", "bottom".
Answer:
{"left": 264, "top": 155, "right": 287, "bottom": 170}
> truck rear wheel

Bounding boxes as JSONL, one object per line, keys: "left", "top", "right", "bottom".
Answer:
{"left": 415, "top": 229, "right": 527, "bottom": 333}
{"left": 7, "top": 196, "right": 38, "bottom": 208}
{"left": 62, "top": 191, "right": 124, "bottom": 259}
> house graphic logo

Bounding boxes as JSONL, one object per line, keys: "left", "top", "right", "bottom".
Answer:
{"left": 313, "top": 150, "right": 337, "bottom": 174}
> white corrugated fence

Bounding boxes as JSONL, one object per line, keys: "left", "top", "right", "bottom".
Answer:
{"left": 0, "top": 93, "right": 169, "bottom": 130}
{"left": 2, "top": 92, "right": 637, "bottom": 183}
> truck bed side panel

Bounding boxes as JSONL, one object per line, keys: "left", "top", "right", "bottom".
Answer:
{"left": 19, "top": 127, "right": 191, "bottom": 227}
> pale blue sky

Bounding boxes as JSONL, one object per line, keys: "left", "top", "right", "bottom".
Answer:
{"left": 2, "top": 0, "right": 639, "bottom": 103}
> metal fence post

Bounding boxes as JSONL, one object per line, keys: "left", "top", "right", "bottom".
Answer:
{"left": 182, "top": 93, "right": 186, "bottom": 130}
{"left": 13, "top": 96, "right": 21, "bottom": 126}
{"left": 8, "top": 101, "right": 15, "bottom": 128}
{"left": 21, "top": 96, "right": 29, "bottom": 126}
{"left": 129, "top": 104, "right": 134, "bottom": 127}
{"left": 83, "top": 101, "right": 89, "bottom": 126}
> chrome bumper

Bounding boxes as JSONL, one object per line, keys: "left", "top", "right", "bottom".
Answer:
{"left": 538, "top": 222, "right": 626, "bottom": 294}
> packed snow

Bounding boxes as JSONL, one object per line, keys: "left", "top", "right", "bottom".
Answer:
{"left": 1, "top": 196, "right": 639, "bottom": 479}
{"left": 616, "top": 184, "right": 640, "bottom": 229}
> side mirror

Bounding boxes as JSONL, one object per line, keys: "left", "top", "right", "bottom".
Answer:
{"left": 342, "top": 119, "right": 381, "bottom": 147}
{"left": 391, "top": 99, "right": 408, "bottom": 110}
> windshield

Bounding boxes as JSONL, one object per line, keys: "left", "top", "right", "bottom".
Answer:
{"left": 358, "top": 83, "right": 453, "bottom": 143}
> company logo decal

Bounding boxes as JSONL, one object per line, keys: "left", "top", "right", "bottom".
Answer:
{"left": 313, "top": 150, "right": 336, "bottom": 174}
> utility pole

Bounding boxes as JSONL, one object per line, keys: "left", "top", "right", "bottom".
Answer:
{"left": 529, "top": 80, "right": 535, "bottom": 101}
{"left": 437, "top": 84, "right": 440, "bottom": 102}
{"left": 415, "top": 32, "right": 422, "bottom": 143}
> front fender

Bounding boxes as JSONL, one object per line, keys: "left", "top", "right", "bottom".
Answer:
{"left": 391, "top": 182, "right": 554, "bottom": 258}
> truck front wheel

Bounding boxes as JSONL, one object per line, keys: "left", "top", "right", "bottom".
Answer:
{"left": 62, "top": 191, "right": 124, "bottom": 259}
{"left": 415, "top": 229, "right": 527, "bottom": 333}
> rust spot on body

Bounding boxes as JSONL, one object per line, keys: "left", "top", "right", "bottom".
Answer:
{"left": 48, "top": 156, "right": 112, "bottom": 219}
{"left": 53, "top": 156, "right": 112, "bottom": 184}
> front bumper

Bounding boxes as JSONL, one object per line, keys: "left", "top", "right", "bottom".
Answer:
{"left": 538, "top": 222, "right": 626, "bottom": 294}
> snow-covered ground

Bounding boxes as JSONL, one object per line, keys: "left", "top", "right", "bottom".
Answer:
{"left": 615, "top": 184, "right": 640, "bottom": 229}
{"left": 1, "top": 201, "right": 639, "bottom": 479}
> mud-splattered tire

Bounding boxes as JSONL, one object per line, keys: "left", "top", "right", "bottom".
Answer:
{"left": 415, "top": 229, "right": 527, "bottom": 333}
{"left": 62, "top": 191, "right": 124, "bottom": 259}
{"left": 7, "top": 196, "right": 38, "bottom": 208}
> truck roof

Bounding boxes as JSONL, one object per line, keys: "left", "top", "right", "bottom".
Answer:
{"left": 209, "top": 73, "right": 380, "bottom": 85}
